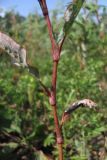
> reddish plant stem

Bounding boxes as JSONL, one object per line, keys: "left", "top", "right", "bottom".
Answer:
{"left": 52, "top": 61, "right": 57, "bottom": 93}
{"left": 51, "top": 62, "right": 62, "bottom": 142}
{"left": 52, "top": 105, "right": 63, "bottom": 160}
{"left": 44, "top": 6, "right": 63, "bottom": 160}
{"left": 51, "top": 62, "right": 63, "bottom": 160}
{"left": 38, "top": 1, "right": 64, "bottom": 159}
{"left": 48, "top": 31, "right": 63, "bottom": 160}
{"left": 58, "top": 144, "right": 63, "bottom": 160}
{"left": 45, "top": 16, "right": 55, "bottom": 53}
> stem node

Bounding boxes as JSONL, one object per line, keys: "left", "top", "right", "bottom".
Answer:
{"left": 49, "top": 92, "right": 56, "bottom": 106}
{"left": 57, "top": 137, "right": 63, "bottom": 144}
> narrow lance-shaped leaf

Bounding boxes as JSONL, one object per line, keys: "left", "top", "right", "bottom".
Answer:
{"left": 0, "top": 31, "right": 28, "bottom": 67}
{"left": 58, "top": 0, "right": 85, "bottom": 44}
{"left": 61, "top": 99, "right": 96, "bottom": 126}
{"left": 0, "top": 32, "right": 41, "bottom": 77}
{"left": 0, "top": 31, "right": 50, "bottom": 96}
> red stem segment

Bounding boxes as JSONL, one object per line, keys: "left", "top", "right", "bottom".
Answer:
{"left": 52, "top": 105, "right": 63, "bottom": 160}
{"left": 45, "top": 16, "right": 55, "bottom": 53}
{"left": 52, "top": 62, "right": 57, "bottom": 94}
{"left": 51, "top": 61, "right": 63, "bottom": 160}
{"left": 45, "top": 15, "right": 60, "bottom": 62}
{"left": 38, "top": 1, "right": 63, "bottom": 159}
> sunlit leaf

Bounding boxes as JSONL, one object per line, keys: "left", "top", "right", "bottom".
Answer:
{"left": 58, "top": 0, "right": 85, "bottom": 44}
{"left": 0, "top": 31, "right": 28, "bottom": 67}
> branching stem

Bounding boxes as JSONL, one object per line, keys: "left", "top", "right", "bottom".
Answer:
{"left": 38, "top": 1, "right": 63, "bottom": 159}
{"left": 46, "top": 15, "right": 64, "bottom": 160}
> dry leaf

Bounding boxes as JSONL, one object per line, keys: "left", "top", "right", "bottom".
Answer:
{"left": 61, "top": 99, "right": 96, "bottom": 126}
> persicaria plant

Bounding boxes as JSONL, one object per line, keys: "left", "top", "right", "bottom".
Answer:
{"left": 0, "top": 0, "right": 97, "bottom": 159}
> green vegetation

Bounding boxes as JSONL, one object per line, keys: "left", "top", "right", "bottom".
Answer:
{"left": 0, "top": 1, "right": 107, "bottom": 159}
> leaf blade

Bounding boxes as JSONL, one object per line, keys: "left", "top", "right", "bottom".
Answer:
{"left": 58, "top": 0, "right": 85, "bottom": 45}
{"left": 61, "top": 99, "right": 96, "bottom": 126}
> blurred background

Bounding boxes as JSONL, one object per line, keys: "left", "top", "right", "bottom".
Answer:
{"left": 0, "top": 0, "right": 107, "bottom": 159}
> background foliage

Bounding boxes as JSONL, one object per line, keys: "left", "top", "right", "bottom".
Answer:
{"left": 0, "top": 1, "right": 107, "bottom": 159}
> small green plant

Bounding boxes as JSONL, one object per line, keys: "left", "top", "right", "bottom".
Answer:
{"left": 0, "top": 0, "right": 97, "bottom": 159}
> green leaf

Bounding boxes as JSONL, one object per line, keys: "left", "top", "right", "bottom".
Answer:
{"left": 44, "top": 134, "right": 55, "bottom": 147}
{"left": 57, "top": 0, "right": 85, "bottom": 44}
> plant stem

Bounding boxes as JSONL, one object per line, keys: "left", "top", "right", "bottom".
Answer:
{"left": 45, "top": 16, "right": 55, "bottom": 52}
{"left": 38, "top": 1, "right": 63, "bottom": 159}
{"left": 52, "top": 105, "right": 63, "bottom": 160}
{"left": 58, "top": 144, "right": 63, "bottom": 160}
{"left": 46, "top": 15, "right": 63, "bottom": 160}
{"left": 51, "top": 62, "right": 63, "bottom": 160}
{"left": 52, "top": 61, "right": 58, "bottom": 93}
